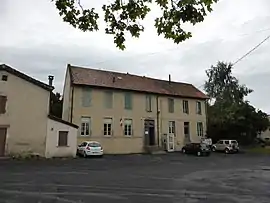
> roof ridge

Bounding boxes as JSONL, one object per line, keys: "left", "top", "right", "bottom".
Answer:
{"left": 69, "top": 64, "right": 193, "bottom": 86}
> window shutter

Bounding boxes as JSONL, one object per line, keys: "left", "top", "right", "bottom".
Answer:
{"left": 125, "top": 93, "right": 132, "bottom": 109}
{"left": 58, "top": 131, "right": 68, "bottom": 146}
{"left": 82, "top": 88, "right": 91, "bottom": 107}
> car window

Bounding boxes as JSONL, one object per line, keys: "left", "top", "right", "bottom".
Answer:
{"left": 81, "top": 142, "right": 87, "bottom": 147}
{"left": 217, "top": 140, "right": 223, "bottom": 144}
{"left": 88, "top": 142, "right": 101, "bottom": 147}
{"left": 224, "top": 141, "right": 230, "bottom": 144}
{"left": 231, "top": 140, "right": 238, "bottom": 144}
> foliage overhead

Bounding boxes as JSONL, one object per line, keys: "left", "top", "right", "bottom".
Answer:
{"left": 50, "top": 92, "right": 63, "bottom": 118}
{"left": 53, "top": 0, "right": 219, "bottom": 50}
{"left": 204, "top": 61, "right": 269, "bottom": 144}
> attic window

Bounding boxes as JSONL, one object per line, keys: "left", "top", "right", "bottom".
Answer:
{"left": 1, "top": 75, "right": 8, "bottom": 81}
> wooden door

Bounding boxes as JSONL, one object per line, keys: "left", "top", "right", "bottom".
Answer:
{"left": 0, "top": 128, "right": 7, "bottom": 156}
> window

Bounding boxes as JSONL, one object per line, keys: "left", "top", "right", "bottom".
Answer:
{"left": 58, "top": 131, "right": 68, "bottom": 146}
{"left": 82, "top": 88, "right": 91, "bottom": 107}
{"left": 224, "top": 141, "right": 230, "bottom": 145}
{"left": 146, "top": 95, "right": 152, "bottom": 112}
{"left": 81, "top": 117, "right": 91, "bottom": 136}
{"left": 168, "top": 98, "right": 174, "bottom": 113}
{"left": 0, "top": 95, "right": 7, "bottom": 114}
{"left": 1, "top": 75, "right": 8, "bottom": 81}
{"left": 169, "top": 121, "right": 175, "bottom": 134}
{"left": 184, "top": 122, "right": 190, "bottom": 138}
{"left": 79, "top": 142, "right": 87, "bottom": 147}
{"left": 124, "top": 119, "right": 133, "bottom": 136}
{"left": 88, "top": 142, "right": 101, "bottom": 147}
{"left": 196, "top": 101, "right": 202, "bottom": 115}
{"left": 104, "top": 91, "right": 113, "bottom": 108}
{"left": 183, "top": 100, "right": 189, "bottom": 114}
{"left": 124, "top": 92, "right": 132, "bottom": 110}
{"left": 103, "top": 118, "right": 112, "bottom": 136}
{"left": 197, "top": 122, "right": 203, "bottom": 136}
{"left": 217, "top": 140, "right": 223, "bottom": 144}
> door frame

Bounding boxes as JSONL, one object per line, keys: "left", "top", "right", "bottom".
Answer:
{"left": 167, "top": 133, "right": 175, "bottom": 152}
{"left": 144, "top": 119, "right": 155, "bottom": 146}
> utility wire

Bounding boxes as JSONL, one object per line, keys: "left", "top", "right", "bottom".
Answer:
{"left": 232, "top": 34, "right": 270, "bottom": 65}
{"left": 93, "top": 27, "right": 270, "bottom": 66}
{"left": 196, "top": 33, "right": 270, "bottom": 90}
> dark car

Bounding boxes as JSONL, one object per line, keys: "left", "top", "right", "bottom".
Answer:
{"left": 182, "top": 143, "right": 211, "bottom": 156}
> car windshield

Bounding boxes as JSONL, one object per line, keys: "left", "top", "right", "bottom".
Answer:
{"left": 200, "top": 143, "right": 208, "bottom": 148}
{"left": 88, "top": 142, "right": 101, "bottom": 147}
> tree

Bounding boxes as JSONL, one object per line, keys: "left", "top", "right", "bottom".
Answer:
{"left": 50, "top": 92, "right": 63, "bottom": 118}
{"left": 53, "top": 0, "right": 219, "bottom": 50}
{"left": 204, "top": 61, "right": 270, "bottom": 144}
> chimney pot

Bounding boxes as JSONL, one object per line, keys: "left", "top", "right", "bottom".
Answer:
{"left": 169, "top": 74, "right": 171, "bottom": 83}
{"left": 48, "top": 75, "right": 54, "bottom": 86}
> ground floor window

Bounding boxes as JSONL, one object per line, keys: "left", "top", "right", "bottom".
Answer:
{"left": 103, "top": 118, "right": 112, "bottom": 136}
{"left": 58, "top": 131, "right": 68, "bottom": 146}
{"left": 81, "top": 117, "right": 91, "bottom": 136}
{"left": 197, "top": 122, "right": 203, "bottom": 137}
{"left": 124, "top": 119, "right": 133, "bottom": 136}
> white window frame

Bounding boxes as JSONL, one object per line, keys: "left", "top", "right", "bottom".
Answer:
{"left": 80, "top": 117, "right": 91, "bottom": 136}
{"left": 103, "top": 118, "right": 113, "bottom": 136}
{"left": 124, "top": 119, "right": 133, "bottom": 136}
{"left": 168, "top": 121, "right": 175, "bottom": 134}
{"left": 197, "top": 122, "right": 203, "bottom": 137}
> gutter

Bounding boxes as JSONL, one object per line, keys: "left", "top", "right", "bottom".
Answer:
{"left": 70, "top": 85, "right": 74, "bottom": 123}
{"left": 156, "top": 95, "right": 160, "bottom": 147}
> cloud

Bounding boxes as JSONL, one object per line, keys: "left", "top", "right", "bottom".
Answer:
{"left": 0, "top": 0, "right": 270, "bottom": 113}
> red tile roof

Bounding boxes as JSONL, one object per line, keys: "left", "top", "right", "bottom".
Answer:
{"left": 68, "top": 64, "right": 208, "bottom": 99}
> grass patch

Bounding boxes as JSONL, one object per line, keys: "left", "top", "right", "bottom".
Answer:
{"left": 247, "top": 147, "right": 270, "bottom": 154}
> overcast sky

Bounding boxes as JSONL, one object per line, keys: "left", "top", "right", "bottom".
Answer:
{"left": 0, "top": 0, "right": 269, "bottom": 113}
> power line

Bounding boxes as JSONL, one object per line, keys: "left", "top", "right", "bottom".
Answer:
{"left": 232, "top": 34, "right": 270, "bottom": 65}
{"left": 93, "top": 27, "right": 270, "bottom": 66}
{"left": 196, "top": 33, "right": 270, "bottom": 90}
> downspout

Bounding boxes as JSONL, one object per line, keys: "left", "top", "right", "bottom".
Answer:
{"left": 70, "top": 86, "right": 74, "bottom": 123}
{"left": 156, "top": 95, "right": 160, "bottom": 147}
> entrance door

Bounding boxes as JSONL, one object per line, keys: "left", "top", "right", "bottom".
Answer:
{"left": 0, "top": 128, "right": 7, "bottom": 156}
{"left": 184, "top": 122, "right": 190, "bottom": 143}
{"left": 167, "top": 133, "right": 174, "bottom": 152}
{"left": 144, "top": 120, "right": 155, "bottom": 146}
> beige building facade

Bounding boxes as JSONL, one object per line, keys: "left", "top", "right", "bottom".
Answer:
{"left": 0, "top": 64, "right": 78, "bottom": 158}
{"left": 62, "top": 64, "right": 208, "bottom": 154}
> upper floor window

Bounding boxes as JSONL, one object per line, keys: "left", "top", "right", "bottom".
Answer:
{"left": 81, "top": 117, "right": 91, "bottom": 136}
{"left": 146, "top": 95, "right": 152, "bottom": 112}
{"left": 183, "top": 100, "right": 189, "bottom": 114}
{"left": 104, "top": 91, "right": 113, "bottom": 109}
{"left": 1, "top": 75, "right": 8, "bottom": 81}
{"left": 81, "top": 88, "right": 92, "bottom": 107}
{"left": 196, "top": 101, "right": 202, "bottom": 115}
{"left": 103, "top": 118, "right": 112, "bottom": 136}
{"left": 168, "top": 98, "right": 174, "bottom": 113}
{"left": 168, "top": 121, "right": 175, "bottom": 134}
{"left": 124, "top": 92, "right": 132, "bottom": 110}
{"left": 0, "top": 95, "right": 7, "bottom": 114}
{"left": 197, "top": 122, "right": 203, "bottom": 137}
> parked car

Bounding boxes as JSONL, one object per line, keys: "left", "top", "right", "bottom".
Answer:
{"left": 212, "top": 140, "right": 239, "bottom": 154}
{"left": 182, "top": 143, "right": 211, "bottom": 156}
{"left": 77, "top": 141, "right": 104, "bottom": 157}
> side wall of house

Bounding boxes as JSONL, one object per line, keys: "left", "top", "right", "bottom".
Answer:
{"left": 0, "top": 70, "right": 49, "bottom": 156}
{"left": 62, "top": 67, "right": 71, "bottom": 121}
{"left": 71, "top": 86, "right": 206, "bottom": 154}
{"left": 45, "top": 118, "right": 78, "bottom": 158}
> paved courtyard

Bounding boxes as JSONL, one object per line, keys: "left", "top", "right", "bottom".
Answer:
{"left": 0, "top": 153, "right": 270, "bottom": 203}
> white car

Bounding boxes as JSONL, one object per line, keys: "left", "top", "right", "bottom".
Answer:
{"left": 77, "top": 141, "right": 104, "bottom": 157}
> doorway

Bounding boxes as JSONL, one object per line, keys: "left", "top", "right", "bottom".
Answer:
{"left": 0, "top": 128, "right": 7, "bottom": 156}
{"left": 144, "top": 120, "right": 155, "bottom": 146}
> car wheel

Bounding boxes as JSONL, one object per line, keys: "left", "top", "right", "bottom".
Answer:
{"left": 197, "top": 151, "right": 201, "bottom": 156}
{"left": 212, "top": 146, "right": 216, "bottom": 152}
{"left": 182, "top": 148, "right": 186, "bottom": 154}
{"left": 225, "top": 148, "right": 230, "bottom": 154}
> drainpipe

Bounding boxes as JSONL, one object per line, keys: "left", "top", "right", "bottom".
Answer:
{"left": 156, "top": 95, "right": 160, "bottom": 147}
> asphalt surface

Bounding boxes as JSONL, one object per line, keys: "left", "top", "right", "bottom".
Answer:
{"left": 0, "top": 152, "right": 270, "bottom": 203}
